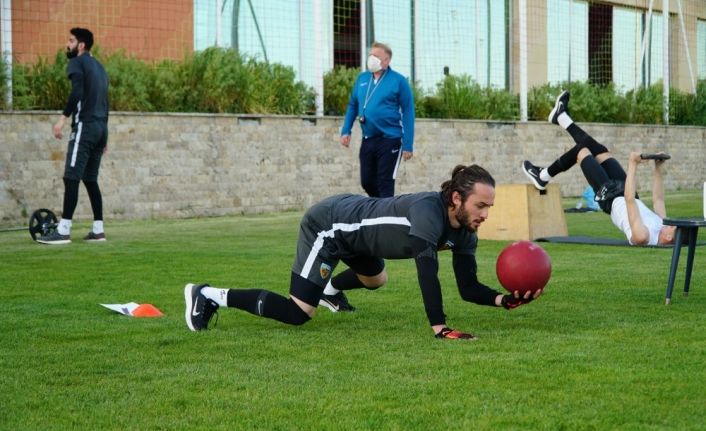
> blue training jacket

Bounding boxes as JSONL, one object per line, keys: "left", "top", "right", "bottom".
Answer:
{"left": 341, "top": 66, "right": 415, "bottom": 153}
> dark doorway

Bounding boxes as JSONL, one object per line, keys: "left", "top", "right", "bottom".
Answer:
{"left": 334, "top": 0, "right": 361, "bottom": 68}
{"left": 588, "top": 3, "right": 612, "bottom": 86}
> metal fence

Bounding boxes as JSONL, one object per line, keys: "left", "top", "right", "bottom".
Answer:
{"left": 3, "top": 0, "right": 706, "bottom": 121}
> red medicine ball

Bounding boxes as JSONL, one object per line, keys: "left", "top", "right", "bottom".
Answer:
{"left": 496, "top": 240, "right": 552, "bottom": 295}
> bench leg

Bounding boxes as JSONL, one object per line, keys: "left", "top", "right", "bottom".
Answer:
{"left": 683, "top": 227, "right": 698, "bottom": 296}
{"left": 665, "top": 227, "right": 684, "bottom": 305}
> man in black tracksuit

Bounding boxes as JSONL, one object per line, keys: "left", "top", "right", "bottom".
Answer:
{"left": 38, "top": 27, "right": 109, "bottom": 245}
{"left": 184, "top": 165, "right": 543, "bottom": 340}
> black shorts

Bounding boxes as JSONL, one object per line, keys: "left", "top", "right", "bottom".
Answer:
{"left": 289, "top": 255, "right": 385, "bottom": 308}
{"left": 63, "top": 121, "right": 108, "bottom": 182}
{"left": 594, "top": 180, "right": 625, "bottom": 215}
{"left": 289, "top": 197, "right": 385, "bottom": 305}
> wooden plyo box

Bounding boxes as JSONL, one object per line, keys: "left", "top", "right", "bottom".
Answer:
{"left": 478, "top": 184, "right": 568, "bottom": 241}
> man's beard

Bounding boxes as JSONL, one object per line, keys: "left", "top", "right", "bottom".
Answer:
{"left": 455, "top": 206, "right": 476, "bottom": 233}
{"left": 66, "top": 47, "right": 79, "bottom": 59}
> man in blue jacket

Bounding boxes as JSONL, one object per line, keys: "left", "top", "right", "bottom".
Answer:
{"left": 340, "top": 42, "right": 415, "bottom": 199}
{"left": 329, "top": 42, "right": 416, "bottom": 311}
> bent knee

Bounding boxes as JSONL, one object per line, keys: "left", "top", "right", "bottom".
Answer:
{"left": 576, "top": 147, "right": 591, "bottom": 163}
{"left": 594, "top": 152, "right": 613, "bottom": 164}
{"left": 361, "top": 271, "right": 388, "bottom": 290}
{"left": 287, "top": 298, "right": 312, "bottom": 326}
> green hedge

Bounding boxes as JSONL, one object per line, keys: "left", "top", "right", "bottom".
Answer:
{"left": 10, "top": 52, "right": 70, "bottom": 111}
{"left": 3, "top": 49, "right": 704, "bottom": 125}
{"left": 327, "top": 67, "right": 705, "bottom": 125}
{"left": 8, "top": 47, "right": 315, "bottom": 114}
{"left": 323, "top": 65, "right": 358, "bottom": 116}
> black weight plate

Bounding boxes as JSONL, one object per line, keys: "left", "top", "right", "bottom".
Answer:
{"left": 28, "top": 208, "right": 58, "bottom": 241}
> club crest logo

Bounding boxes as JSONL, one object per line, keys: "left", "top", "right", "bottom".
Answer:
{"left": 319, "top": 262, "right": 332, "bottom": 279}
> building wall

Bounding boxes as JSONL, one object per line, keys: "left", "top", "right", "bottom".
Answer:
{"left": 1, "top": 112, "right": 704, "bottom": 226}
{"left": 3, "top": 0, "right": 703, "bottom": 91}
{"left": 8, "top": 0, "right": 193, "bottom": 63}
{"left": 517, "top": 0, "right": 706, "bottom": 93}
{"left": 512, "top": 0, "right": 549, "bottom": 92}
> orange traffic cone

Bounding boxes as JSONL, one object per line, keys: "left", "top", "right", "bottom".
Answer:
{"left": 131, "top": 303, "right": 164, "bottom": 317}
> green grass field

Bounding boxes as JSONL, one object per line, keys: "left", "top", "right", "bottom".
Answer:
{"left": 1, "top": 190, "right": 705, "bottom": 430}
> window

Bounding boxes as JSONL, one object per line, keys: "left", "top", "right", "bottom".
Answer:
{"left": 547, "top": 1, "right": 667, "bottom": 92}
{"left": 698, "top": 19, "right": 706, "bottom": 79}
{"left": 612, "top": 6, "right": 663, "bottom": 91}
{"left": 414, "top": 0, "right": 507, "bottom": 90}
{"left": 547, "top": 0, "right": 589, "bottom": 84}
{"left": 370, "top": 0, "right": 413, "bottom": 80}
{"left": 193, "top": 0, "right": 508, "bottom": 92}
{"left": 193, "top": 0, "right": 332, "bottom": 90}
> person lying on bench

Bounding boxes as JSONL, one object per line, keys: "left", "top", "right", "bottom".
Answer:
{"left": 522, "top": 90, "right": 676, "bottom": 246}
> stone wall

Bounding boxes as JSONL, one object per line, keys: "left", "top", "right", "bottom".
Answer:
{"left": 1, "top": 111, "right": 704, "bottom": 226}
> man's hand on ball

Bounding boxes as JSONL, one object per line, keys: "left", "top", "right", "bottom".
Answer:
{"left": 501, "top": 289, "right": 543, "bottom": 309}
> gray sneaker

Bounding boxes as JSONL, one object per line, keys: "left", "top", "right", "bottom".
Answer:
{"left": 84, "top": 231, "right": 107, "bottom": 241}
{"left": 36, "top": 230, "right": 71, "bottom": 245}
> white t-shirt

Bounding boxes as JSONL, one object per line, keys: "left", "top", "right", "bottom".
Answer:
{"left": 610, "top": 197, "right": 664, "bottom": 245}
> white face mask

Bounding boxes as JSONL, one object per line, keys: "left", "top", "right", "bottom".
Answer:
{"left": 367, "top": 55, "right": 382, "bottom": 73}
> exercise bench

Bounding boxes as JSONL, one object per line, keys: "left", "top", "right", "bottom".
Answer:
{"left": 663, "top": 217, "right": 706, "bottom": 304}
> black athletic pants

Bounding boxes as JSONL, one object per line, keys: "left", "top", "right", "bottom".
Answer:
{"left": 359, "top": 136, "right": 402, "bottom": 197}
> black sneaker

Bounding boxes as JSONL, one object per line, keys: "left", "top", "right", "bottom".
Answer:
{"left": 84, "top": 231, "right": 106, "bottom": 241}
{"left": 548, "top": 90, "right": 570, "bottom": 124}
{"left": 319, "top": 291, "right": 356, "bottom": 312}
{"left": 522, "top": 160, "right": 548, "bottom": 191}
{"left": 184, "top": 283, "right": 219, "bottom": 331}
{"left": 36, "top": 230, "right": 71, "bottom": 245}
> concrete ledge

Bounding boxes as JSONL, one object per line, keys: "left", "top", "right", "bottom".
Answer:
{"left": 1, "top": 112, "right": 704, "bottom": 225}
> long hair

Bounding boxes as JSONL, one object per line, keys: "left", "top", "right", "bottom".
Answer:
{"left": 440, "top": 164, "right": 495, "bottom": 206}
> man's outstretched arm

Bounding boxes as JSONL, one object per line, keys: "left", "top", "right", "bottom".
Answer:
{"left": 452, "top": 253, "right": 541, "bottom": 309}
{"left": 624, "top": 152, "right": 650, "bottom": 245}
{"left": 651, "top": 154, "right": 667, "bottom": 218}
{"left": 411, "top": 237, "right": 447, "bottom": 333}
{"left": 411, "top": 237, "right": 475, "bottom": 339}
